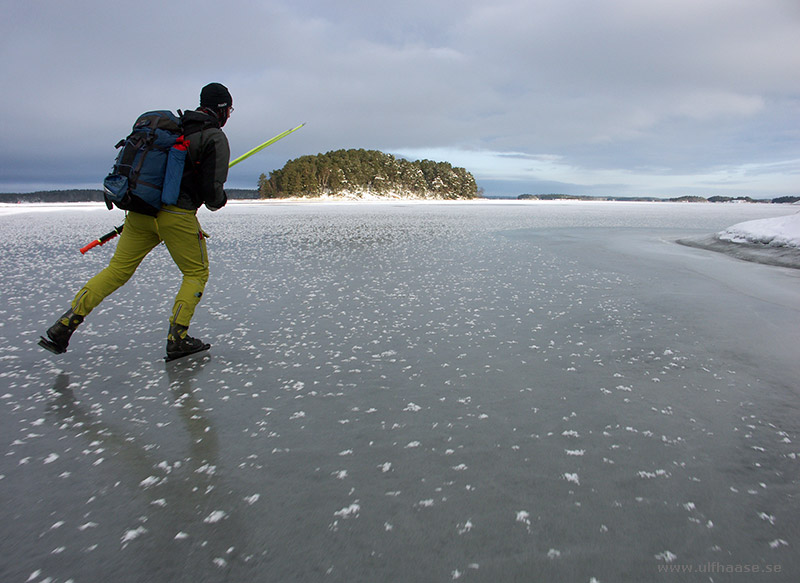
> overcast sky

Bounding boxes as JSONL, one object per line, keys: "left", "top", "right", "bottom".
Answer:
{"left": 2, "top": 0, "right": 798, "bottom": 197}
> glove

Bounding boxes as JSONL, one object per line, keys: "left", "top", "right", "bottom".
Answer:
{"left": 206, "top": 189, "right": 228, "bottom": 211}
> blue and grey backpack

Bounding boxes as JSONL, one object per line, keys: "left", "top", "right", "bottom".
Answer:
{"left": 103, "top": 110, "right": 189, "bottom": 216}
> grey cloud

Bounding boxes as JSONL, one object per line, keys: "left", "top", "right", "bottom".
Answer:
{"left": 1, "top": 0, "right": 798, "bottom": 196}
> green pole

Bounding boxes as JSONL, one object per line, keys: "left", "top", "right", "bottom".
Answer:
{"left": 229, "top": 123, "right": 305, "bottom": 168}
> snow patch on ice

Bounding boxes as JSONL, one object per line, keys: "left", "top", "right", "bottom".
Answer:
{"left": 719, "top": 213, "right": 800, "bottom": 248}
{"left": 334, "top": 503, "right": 361, "bottom": 519}
{"left": 203, "top": 510, "right": 227, "bottom": 524}
{"left": 121, "top": 526, "right": 147, "bottom": 545}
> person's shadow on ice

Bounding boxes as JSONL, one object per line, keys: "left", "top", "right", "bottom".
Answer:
{"left": 46, "top": 358, "right": 251, "bottom": 578}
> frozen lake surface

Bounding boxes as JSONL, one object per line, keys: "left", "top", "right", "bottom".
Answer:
{"left": 2, "top": 201, "right": 799, "bottom": 582}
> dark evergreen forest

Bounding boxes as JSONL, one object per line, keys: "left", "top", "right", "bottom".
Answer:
{"left": 258, "top": 149, "right": 478, "bottom": 199}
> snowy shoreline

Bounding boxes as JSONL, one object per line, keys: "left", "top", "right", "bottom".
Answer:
{"left": 677, "top": 211, "right": 800, "bottom": 270}
{"left": 718, "top": 213, "right": 800, "bottom": 248}
{"left": 2, "top": 197, "right": 799, "bottom": 209}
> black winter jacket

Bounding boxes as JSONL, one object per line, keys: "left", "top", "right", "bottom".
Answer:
{"left": 177, "top": 108, "right": 229, "bottom": 211}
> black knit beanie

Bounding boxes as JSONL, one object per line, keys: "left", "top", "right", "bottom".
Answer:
{"left": 200, "top": 83, "right": 233, "bottom": 110}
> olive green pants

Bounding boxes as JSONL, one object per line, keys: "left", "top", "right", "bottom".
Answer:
{"left": 71, "top": 206, "right": 209, "bottom": 327}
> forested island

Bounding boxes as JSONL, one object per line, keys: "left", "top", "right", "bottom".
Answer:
{"left": 257, "top": 149, "right": 478, "bottom": 200}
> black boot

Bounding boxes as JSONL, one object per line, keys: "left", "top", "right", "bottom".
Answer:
{"left": 39, "top": 309, "right": 84, "bottom": 354}
{"left": 166, "top": 323, "right": 210, "bottom": 361}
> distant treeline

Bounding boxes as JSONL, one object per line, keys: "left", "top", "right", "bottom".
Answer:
{"left": 0, "top": 189, "right": 106, "bottom": 203}
{"left": 258, "top": 149, "right": 478, "bottom": 199}
{"left": 4, "top": 189, "right": 796, "bottom": 205}
{"left": 0, "top": 189, "right": 260, "bottom": 204}
{"left": 518, "top": 193, "right": 800, "bottom": 204}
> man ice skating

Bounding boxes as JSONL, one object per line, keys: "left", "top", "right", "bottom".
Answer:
{"left": 39, "top": 83, "right": 233, "bottom": 361}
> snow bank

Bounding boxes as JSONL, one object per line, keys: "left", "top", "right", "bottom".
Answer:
{"left": 718, "top": 213, "right": 800, "bottom": 248}
{"left": 0, "top": 202, "right": 106, "bottom": 216}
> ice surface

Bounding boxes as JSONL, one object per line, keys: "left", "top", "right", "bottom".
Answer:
{"left": 1, "top": 200, "right": 799, "bottom": 582}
